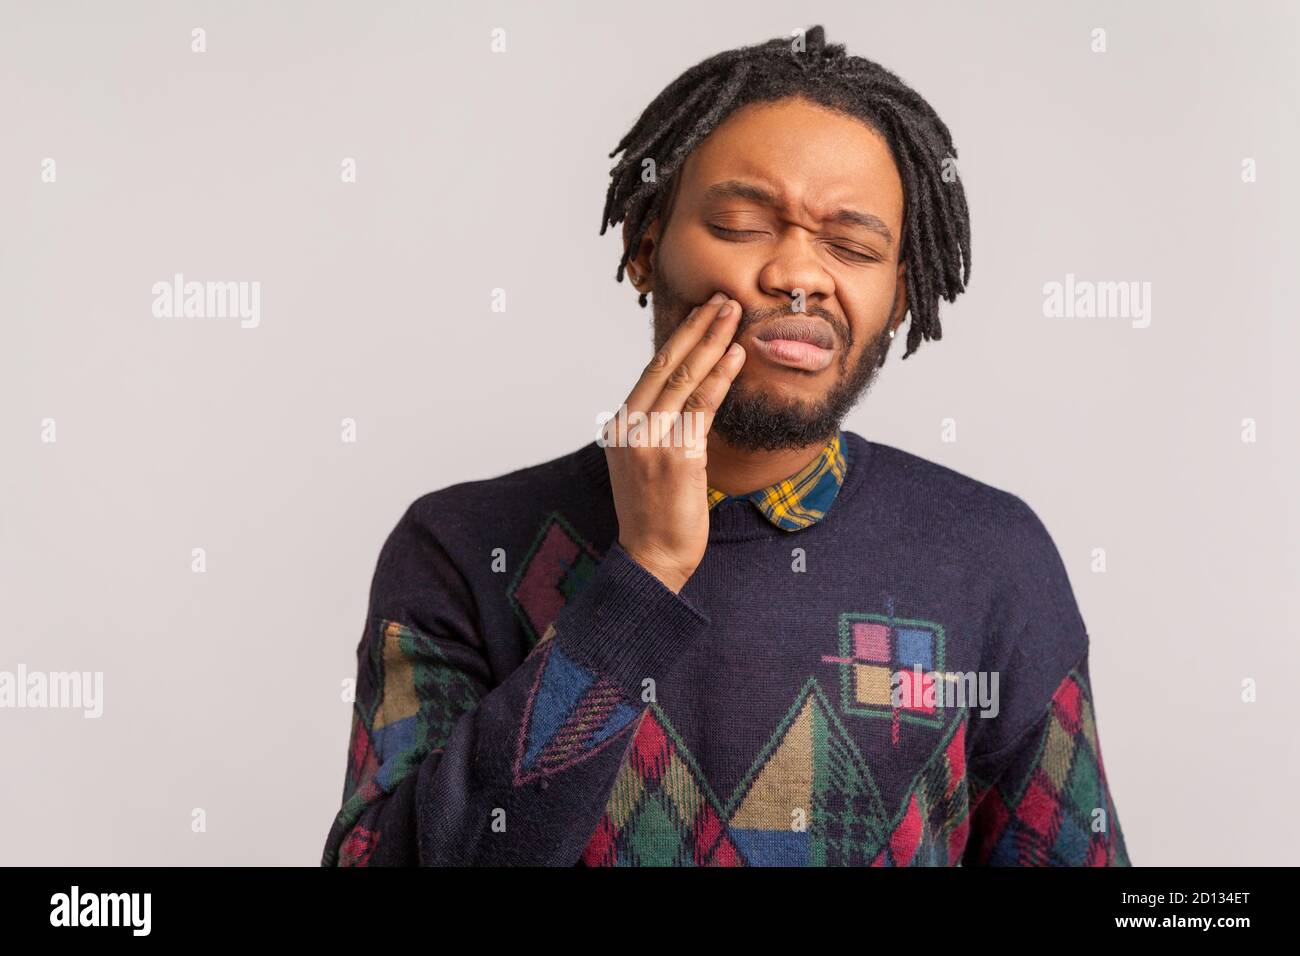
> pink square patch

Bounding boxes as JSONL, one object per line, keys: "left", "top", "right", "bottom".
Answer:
{"left": 853, "top": 622, "right": 890, "bottom": 662}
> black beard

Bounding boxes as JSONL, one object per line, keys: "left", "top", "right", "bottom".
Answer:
{"left": 650, "top": 270, "right": 897, "bottom": 452}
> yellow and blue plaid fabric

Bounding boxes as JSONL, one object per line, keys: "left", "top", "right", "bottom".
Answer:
{"left": 706, "top": 430, "right": 847, "bottom": 531}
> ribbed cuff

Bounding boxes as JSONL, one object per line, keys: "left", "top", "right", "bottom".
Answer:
{"left": 551, "top": 541, "right": 710, "bottom": 697}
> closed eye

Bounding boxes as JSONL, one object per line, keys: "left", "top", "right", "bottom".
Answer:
{"left": 827, "top": 243, "right": 881, "bottom": 264}
{"left": 708, "top": 224, "right": 763, "bottom": 239}
{"left": 709, "top": 224, "right": 881, "bottom": 264}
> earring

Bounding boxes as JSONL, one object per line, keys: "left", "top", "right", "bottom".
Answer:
{"left": 627, "top": 266, "right": 641, "bottom": 284}
{"left": 888, "top": 328, "right": 896, "bottom": 339}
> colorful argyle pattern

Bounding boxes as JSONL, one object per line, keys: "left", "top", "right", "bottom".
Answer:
{"left": 323, "top": 620, "right": 483, "bottom": 866}
{"left": 513, "top": 635, "right": 642, "bottom": 785}
{"left": 963, "top": 666, "right": 1130, "bottom": 866}
{"left": 579, "top": 677, "right": 972, "bottom": 867}
{"left": 706, "top": 429, "right": 846, "bottom": 530}
{"left": 507, "top": 512, "right": 600, "bottom": 647}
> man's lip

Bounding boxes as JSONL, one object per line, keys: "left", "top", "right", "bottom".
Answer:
{"left": 749, "top": 336, "right": 835, "bottom": 372}
{"left": 752, "top": 318, "right": 836, "bottom": 350}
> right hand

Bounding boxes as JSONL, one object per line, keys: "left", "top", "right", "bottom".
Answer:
{"left": 601, "top": 292, "right": 747, "bottom": 593}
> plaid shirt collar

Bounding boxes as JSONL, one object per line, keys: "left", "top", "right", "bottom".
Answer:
{"left": 705, "top": 429, "right": 847, "bottom": 532}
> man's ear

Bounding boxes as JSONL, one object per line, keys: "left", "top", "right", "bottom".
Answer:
{"left": 622, "top": 218, "right": 662, "bottom": 292}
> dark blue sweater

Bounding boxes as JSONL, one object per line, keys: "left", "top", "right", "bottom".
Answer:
{"left": 322, "top": 429, "right": 1130, "bottom": 866}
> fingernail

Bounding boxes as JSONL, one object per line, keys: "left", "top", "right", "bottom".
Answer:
{"left": 728, "top": 342, "right": 743, "bottom": 357}
{"left": 709, "top": 292, "right": 727, "bottom": 304}
{"left": 718, "top": 301, "right": 734, "bottom": 317}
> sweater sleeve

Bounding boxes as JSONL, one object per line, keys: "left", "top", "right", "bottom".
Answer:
{"left": 960, "top": 496, "right": 1130, "bottom": 866}
{"left": 962, "top": 650, "right": 1130, "bottom": 866}
{"left": 321, "top": 504, "right": 709, "bottom": 866}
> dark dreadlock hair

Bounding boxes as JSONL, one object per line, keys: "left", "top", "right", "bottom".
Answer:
{"left": 599, "top": 24, "right": 971, "bottom": 360}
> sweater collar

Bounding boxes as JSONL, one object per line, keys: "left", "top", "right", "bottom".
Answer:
{"left": 706, "top": 430, "right": 847, "bottom": 532}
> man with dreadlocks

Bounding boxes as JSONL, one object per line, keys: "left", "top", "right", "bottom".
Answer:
{"left": 323, "top": 25, "right": 1130, "bottom": 867}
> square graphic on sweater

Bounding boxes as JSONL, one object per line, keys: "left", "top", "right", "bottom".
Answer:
{"left": 852, "top": 621, "right": 890, "bottom": 661}
{"left": 854, "top": 664, "right": 893, "bottom": 705}
{"left": 896, "top": 628, "right": 933, "bottom": 671}
{"left": 824, "top": 612, "right": 947, "bottom": 728}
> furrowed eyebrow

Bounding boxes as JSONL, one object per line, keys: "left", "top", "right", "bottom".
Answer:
{"left": 702, "top": 179, "right": 894, "bottom": 247}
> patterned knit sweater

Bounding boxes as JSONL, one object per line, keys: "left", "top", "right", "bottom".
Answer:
{"left": 322, "top": 430, "right": 1130, "bottom": 866}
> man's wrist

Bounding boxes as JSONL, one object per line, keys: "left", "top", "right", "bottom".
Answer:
{"left": 619, "top": 544, "right": 693, "bottom": 594}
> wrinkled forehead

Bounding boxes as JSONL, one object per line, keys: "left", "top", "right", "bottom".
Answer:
{"left": 668, "top": 97, "right": 905, "bottom": 233}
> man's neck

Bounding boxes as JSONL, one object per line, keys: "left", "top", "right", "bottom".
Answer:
{"left": 704, "top": 431, "right": 833, "bottom": 497}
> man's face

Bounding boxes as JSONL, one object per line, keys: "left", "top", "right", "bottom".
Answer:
{"left": 630, "top": 95, "right": 907, "bottom": 452}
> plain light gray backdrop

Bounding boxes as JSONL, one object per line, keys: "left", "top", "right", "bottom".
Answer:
{"left": 2, "top": 0, "right": 1297, "bottom": 865}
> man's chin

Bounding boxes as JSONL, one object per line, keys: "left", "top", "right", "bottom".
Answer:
{"left": 734, "top": 364, "right": 834, "bottom": 397}
{"left": 709, "top": 385, "right": 844, "bottom": 453}
{"left": 727, "top": 376, "right": 824, "bottom": 414}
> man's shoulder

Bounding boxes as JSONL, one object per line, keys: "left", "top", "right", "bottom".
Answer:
{"left": 849, "top": 433, "right": 1072, "bottom": 595}
{"left": 397, "top": 439, "right": 607, "bottom": 542}
{"left": 852, "top": 433, "right": 1045, "bottom": 536}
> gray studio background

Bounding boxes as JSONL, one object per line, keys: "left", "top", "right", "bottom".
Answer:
{"left": 2, "top": 0, "right": 1297, "bottom": 865}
